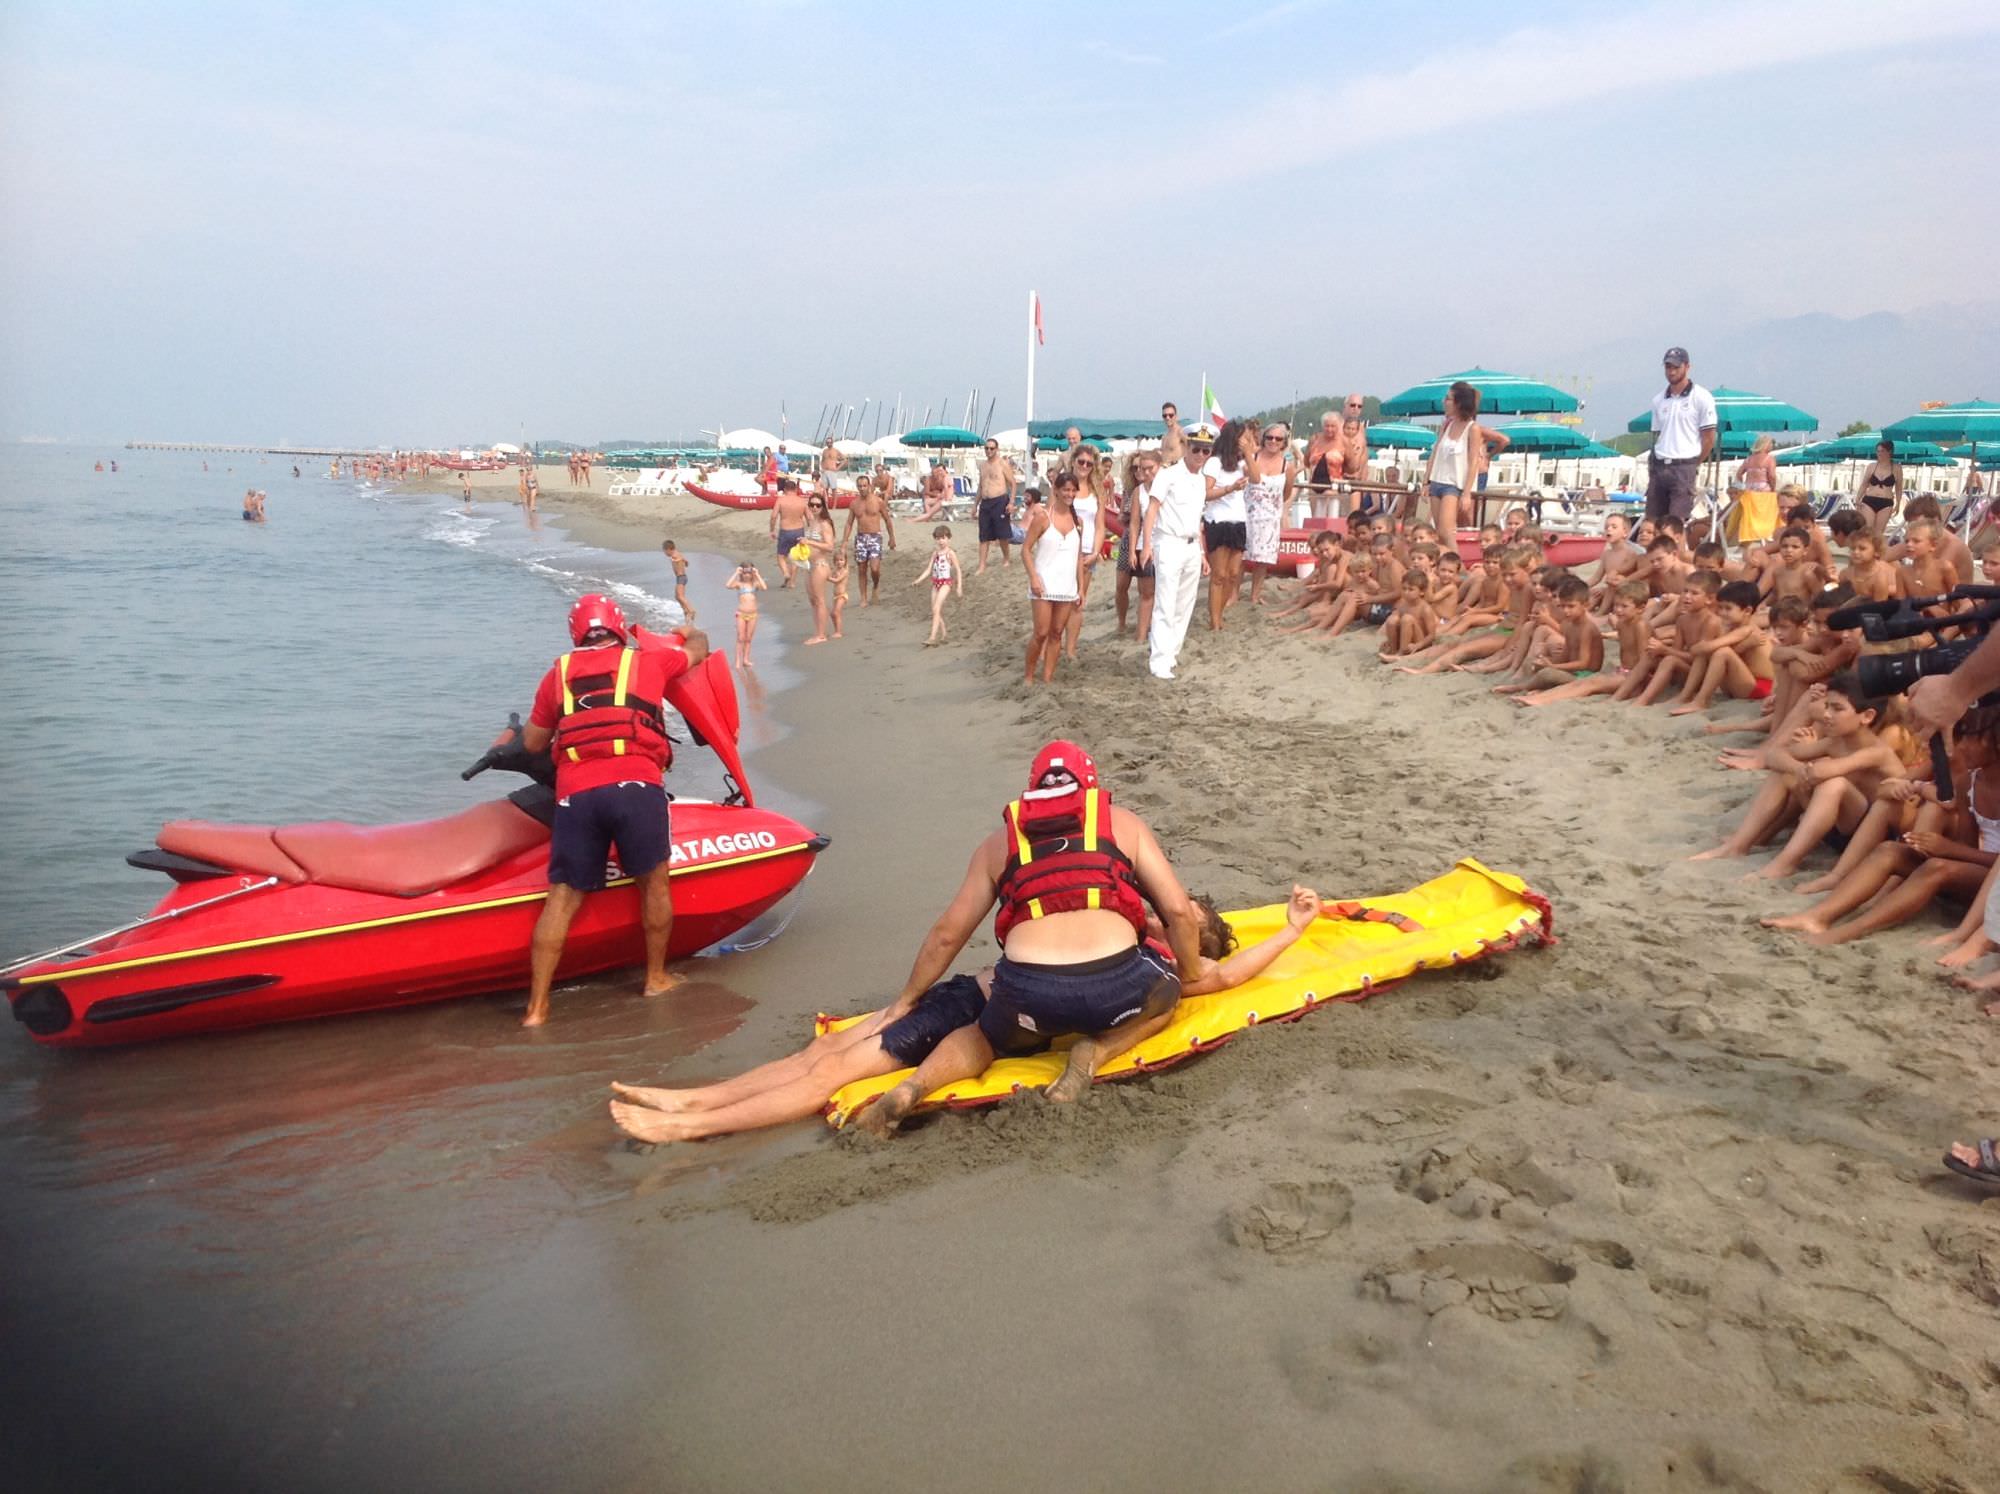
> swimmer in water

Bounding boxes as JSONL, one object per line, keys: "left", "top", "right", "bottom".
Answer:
{"left": 242, "top": 489, "right": 267, "bottom": 522}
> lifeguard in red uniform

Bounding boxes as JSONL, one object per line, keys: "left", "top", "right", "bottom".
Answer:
{"left": 519, "top": 594, "right": 709, "bottom": 1026}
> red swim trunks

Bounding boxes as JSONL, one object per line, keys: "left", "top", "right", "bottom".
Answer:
{"left": 1749, "top": 677, "right": 1774, "bottom": 700}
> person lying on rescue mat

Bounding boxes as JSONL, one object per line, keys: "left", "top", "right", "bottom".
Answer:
{"left": 605, "top": 886, "right": 1324, "bottom": 1144}
{"left": 843, "top": 740, "right": 1202, "bottom": 1137}
{"left": 519, "top": 593, "right": 709, "bottom": 1028}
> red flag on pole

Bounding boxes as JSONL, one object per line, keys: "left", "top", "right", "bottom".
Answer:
{"left": 1032, "top": 293, "right": 1044, "bottom": 346}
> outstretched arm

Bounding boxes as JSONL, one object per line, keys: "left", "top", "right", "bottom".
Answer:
{"left": 1180, "top": 888, "right": 1321, "bottom": 996}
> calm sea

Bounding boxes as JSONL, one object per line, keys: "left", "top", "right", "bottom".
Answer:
{"left": 0, "top": 446, "right": 808, "bottom": 1488}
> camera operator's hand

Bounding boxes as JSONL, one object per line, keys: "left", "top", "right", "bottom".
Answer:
{"left": 1907, "top": 675, "right": 1973, "bottom": 741}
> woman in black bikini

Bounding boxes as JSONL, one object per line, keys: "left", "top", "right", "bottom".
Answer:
{"left": 1858, "top": 439, "right": 1900, "bottom": 538}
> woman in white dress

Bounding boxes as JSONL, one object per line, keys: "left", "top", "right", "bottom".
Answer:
{"left": 1023, "top": 472, "right": 1084, "bottom": 685}
{"left": 1244, "top": 420, "right": 1294, "bottom": 605}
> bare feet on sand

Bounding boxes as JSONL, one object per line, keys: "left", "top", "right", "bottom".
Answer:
{"left": 1759, "top": 912, "right": 1827, "bottom": 934}
{"left": 609, "top": 1080, "right": 693, "bottom": 1113}
{"left": 609, "top": 1099, "right": 692, "bottom": 1144}
{"left": 853, "top": 1079, "right": 922, "bottom": 1138}
{"left": 1045, "top": 1041, "right": 1101, "bottom": 1103}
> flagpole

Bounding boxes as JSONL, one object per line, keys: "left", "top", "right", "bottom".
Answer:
{"left": 1027, "top": 289, "right": 1038, "bottom": 477}
{"left": 1024, "top": 292, "right": 1040, "bottom": 480}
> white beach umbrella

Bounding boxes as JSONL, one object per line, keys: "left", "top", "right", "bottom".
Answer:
{"left": 990, "top": 427, "right": 1029, "bottom": 451}
{"left": 775, "top": 438, "right": 819, "bottom": 456}
{"left": 490, "top": 442, "right": 522, "bottom": 455}
{"left": 720, "top": 427, "right": 781, "bottom": 451}
{"left": 830, "top": 438, "right": 871, "bottom": 457}
{"left": 869, "top": 434, "right": 911, "bottom": 456}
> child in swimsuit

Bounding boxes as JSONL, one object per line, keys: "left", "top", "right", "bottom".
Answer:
{"left": 911, "top": 524, "right": 963, "bottom": 646}
{"left": 829, "top": 548, "right": 851, "bottom": 639}
{"left": 661, "top": 539, "right": 695, "bottom": 625}
{"left": 726, "top": 561, "right": 767, "bottom": 668}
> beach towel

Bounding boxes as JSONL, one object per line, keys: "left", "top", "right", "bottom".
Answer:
{"left": 814, "top": 858, "right": 1553, "bottom": 1127}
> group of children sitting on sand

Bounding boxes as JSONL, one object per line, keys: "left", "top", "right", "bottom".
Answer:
{"left": 1275, "top": 487, "right": 1996, "bottom": 1001}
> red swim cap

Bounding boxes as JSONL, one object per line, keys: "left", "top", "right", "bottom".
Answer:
{"left": 567, "top": 593, "right": 630, "bottom": 645}
{"left": 1024, "top": 739, "right": 1099, "bottom": 802}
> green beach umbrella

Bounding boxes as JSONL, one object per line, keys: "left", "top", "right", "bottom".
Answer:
{"left": 1947, "top": 444, "right": 2000, "bottom": 471}
{"left": 1625, "top": 386, "right": 1816, "bottom": 436}
{"left": 1380, "top": 368, "right": 1580, "bottom": 418}
{"left": 1775, "top": 441, "right": 1836, "bottom": 467}
{"left": 1032, "top": 435, "right": 1113, "bottom": 452}
{"left": 1026, "top": 418, "right": 1166, "bottom": 442}
{"left": 899, "top": 425, "right": 985, "bottom": 448}
{"left": 1817, "top": 431, "right": 1950, "bottom": 464}
{"left": 1493, "top": 420, "right": 1594, "bottom": 454}
{"left": 1882, "top": 399, "right": 2000, "bottom": 445}
{"left": 1363, "top": 421, "right": 1437, "bottom": 451}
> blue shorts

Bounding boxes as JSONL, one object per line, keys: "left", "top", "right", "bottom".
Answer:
{"left": 976, "top": 946, "right": 1179, "bottom": 1057}
{"left": 547, "top": 782, "right": 671, "bottom": 892}
{"left": 878, "top": 974, "right": 987, "bottom": 1066}
{"left": 776, "top": 526, "right": 804, "bottom": 557}
{"left": 1427, "top": 482, "right": 1463, "bottom": 499}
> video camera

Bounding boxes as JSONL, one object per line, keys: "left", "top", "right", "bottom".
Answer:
{"left": 1825, "top": 584, "right": 2000, "bottom": 803}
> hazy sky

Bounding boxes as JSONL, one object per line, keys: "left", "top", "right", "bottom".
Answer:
{"left": 2, "top": 0, "right": 1995, "bottom": 446}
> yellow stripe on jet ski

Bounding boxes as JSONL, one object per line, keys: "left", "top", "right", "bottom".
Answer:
{"left": 15, "top": 841, "right": 815, "bottom": 987}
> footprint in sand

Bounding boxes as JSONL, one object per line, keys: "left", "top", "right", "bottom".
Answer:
{"left": 1370, "top": 1241, "right": 1576, "bottom": 1321}
{"left": 1398, "top": 1138, "right": 1574, "bottom": 1217}
{"left": 1225, "top": 1178, "right": 1354, "bottom": 1255}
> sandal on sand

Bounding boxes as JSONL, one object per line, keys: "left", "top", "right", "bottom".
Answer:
{"left": 1943, "top": 1138, "right": 2000, "bottom": 1187}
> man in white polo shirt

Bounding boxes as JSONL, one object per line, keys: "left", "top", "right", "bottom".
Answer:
{"left": 1142, "top": 425, "right": 1213, "bottom": 680}
{"left": 1646, "top": 346, "right": 1717, "bottom": 524}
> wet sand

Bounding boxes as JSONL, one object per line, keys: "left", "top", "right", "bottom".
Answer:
{"left": 15, "top": 462, "right": 1992, "bottom": 1491}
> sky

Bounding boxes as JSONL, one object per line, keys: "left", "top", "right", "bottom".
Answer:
{"left": 1, "top": 0, "right": 1995, "bottom": 447}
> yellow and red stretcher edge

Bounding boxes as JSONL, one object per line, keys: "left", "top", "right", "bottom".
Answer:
{"left": 814, "top": 858, "right": 1554, "bottom": 1128}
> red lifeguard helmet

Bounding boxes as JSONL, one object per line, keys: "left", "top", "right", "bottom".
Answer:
{"left": 1023, "top": 739, "right": 1099, "bottom": 802}
{"left": 567, "top": 593, "right": 630, "bottom": 645}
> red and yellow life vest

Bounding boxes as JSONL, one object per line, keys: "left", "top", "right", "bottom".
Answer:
{"left": 992, "top": 786, "right": 1149, "bottom": 946}
{"left": 553, "top": 648, "right": 672, "bottom": 768}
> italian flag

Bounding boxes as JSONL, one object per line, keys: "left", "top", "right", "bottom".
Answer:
{"left": 1202, "top": 377, "right": 1225, "bottom": 427}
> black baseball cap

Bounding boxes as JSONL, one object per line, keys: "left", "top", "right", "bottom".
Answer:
{"left": 1663, "top": 346, "right": 1689, "bottom": 365}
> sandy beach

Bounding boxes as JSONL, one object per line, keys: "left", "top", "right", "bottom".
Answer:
{"left": 406, "top": 465, "right": 2000, "bottom": 1490}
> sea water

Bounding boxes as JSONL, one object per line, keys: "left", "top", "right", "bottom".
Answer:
{"left": 0, "top": 447, "right": 805, "bottom": 1486}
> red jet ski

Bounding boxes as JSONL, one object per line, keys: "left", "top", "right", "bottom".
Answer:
{"left": 4, "top": 654, "right": 828, "bottom": 1048}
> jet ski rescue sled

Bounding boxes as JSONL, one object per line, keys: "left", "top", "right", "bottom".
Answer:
{"left": 3, "top": 654, "right": 828, "bottom": 1048}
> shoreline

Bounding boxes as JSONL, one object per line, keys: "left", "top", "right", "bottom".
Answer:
{"left": 483, "top": 471, "right": 2000, "bottom": 1486}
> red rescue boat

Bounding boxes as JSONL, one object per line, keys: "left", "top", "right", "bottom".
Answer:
{"left": 685, "top": 483, "right": 854, "bottom": 512}
{"left": 3, "top": 655, "right": 828, "bottom": 1048}
{"left": 1275, "top": 519, "right": 1605, "bottom": 574}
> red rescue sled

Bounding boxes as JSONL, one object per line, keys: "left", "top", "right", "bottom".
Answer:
{"left": 4, "top": 653, "right": 828, "bottom": 1048}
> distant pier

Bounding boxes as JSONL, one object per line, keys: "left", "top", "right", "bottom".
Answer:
{"left": 124, "top": 441, "right": 386, "bottom": 456}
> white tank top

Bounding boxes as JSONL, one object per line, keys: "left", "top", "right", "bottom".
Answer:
{"left": 1072, "top": 493, "right": 1099, "bottom": 555}
{"left": 1973, "top": 769, "right": 2000, "bottom": 853}
{"left": 1033, "top": 516, "right": 1081, "bottom": 601}
{"left": 1432, "top": 420, "right": 1470, "bottom": 488}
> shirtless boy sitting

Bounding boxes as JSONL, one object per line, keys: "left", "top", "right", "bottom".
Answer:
{"left": 1669, "top": 580, "right": 1775, "bottom": 716}
{"left": 1493, "top": 576, "right": 1605, "bottom": 694}
{"left": 1379, "top": 570, "right": 1439, "bottom": 659}
{"left": 1760, "top": 525, "right": 1827, "bottom": 608}
{"left": 1585, "top": 512, "right": 1641, "bottom": 613}
{"left": 1275, "top": 533, "right": 1350, "bottom": 632}
{"left": 1840, "top": 529, "right": 1901, "bottom": 601}
{"left": 1518, "top": 580, "right": 1646, "bottom": 707}
{"left": 1622, "top": 569, "right": 1722, "bottom": 705}
{"left": 1693, "top": 673, "right": 1906, "bottom": 880}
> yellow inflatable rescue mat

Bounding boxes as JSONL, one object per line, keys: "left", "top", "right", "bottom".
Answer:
{"left": 816, "top": 858, "right": 1552, "bottom": 1128}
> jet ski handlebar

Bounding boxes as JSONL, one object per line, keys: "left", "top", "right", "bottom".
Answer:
{"left": 461, "top": 714, "right": 556, "bottom": 786}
